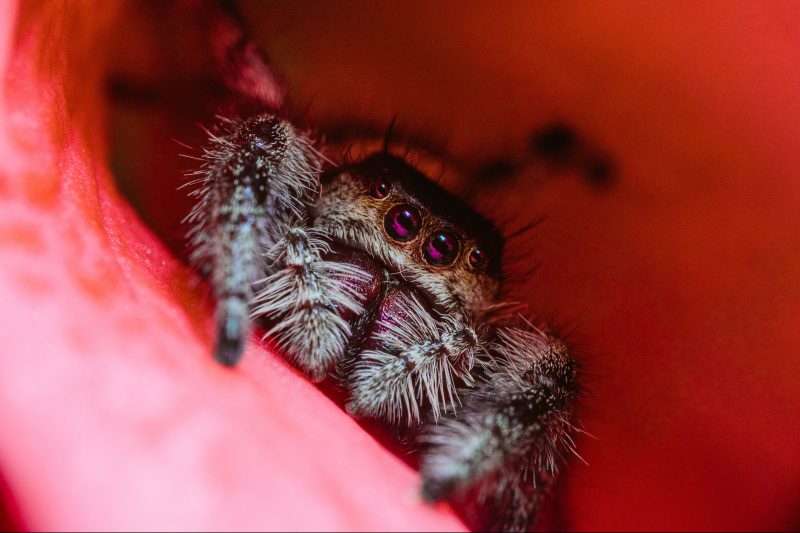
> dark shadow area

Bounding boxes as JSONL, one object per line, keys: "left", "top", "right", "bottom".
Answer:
{"left": 0, "top": 467, "right": 22, "bottom": 532}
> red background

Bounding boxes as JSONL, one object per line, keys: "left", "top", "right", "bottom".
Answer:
{"left": 0, "top": 1, "right": 798, "bottom": 530}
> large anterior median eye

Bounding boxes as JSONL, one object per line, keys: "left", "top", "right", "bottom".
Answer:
{"left": 424, "top": 231, "right": 459, "bottom": 266}
{"left": 384, "top": 204, "right": 421, "bottom": 242}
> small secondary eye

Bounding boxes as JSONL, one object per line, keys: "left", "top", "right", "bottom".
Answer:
{"left": 384, "top": 204, "right": 421, "bottom": 242}
{"left": 424, "top": 231, "right": 459, "bottom": 266}
{"left": 468, "top": 247, "right": 488, "bottom": 270}
{"left": 369, "top": 179, "right": 391, "bottom": 199}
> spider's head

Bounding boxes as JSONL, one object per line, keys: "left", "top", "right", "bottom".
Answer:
{"left": 312, "top": 152, "right": 503, "bottom": 320}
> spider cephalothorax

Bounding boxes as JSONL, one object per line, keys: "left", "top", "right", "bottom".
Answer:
{"left": 184, "top": 5, "right": 582, "bottom": 531}
{"left": 315, "top": 152, "right": 503, "bottom": 318}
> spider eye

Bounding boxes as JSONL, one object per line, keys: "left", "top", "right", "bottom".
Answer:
{"left": 369, "top": 179, "right": 391, "bottom": 199}
{"left": 424, "top": 231, "right": 459, "bottom": 266}
{"left": 468, "top": 247, "right": 488, "bottom": 269}
{"left": 384, "top": 204, "right": 421, "bottom": 242}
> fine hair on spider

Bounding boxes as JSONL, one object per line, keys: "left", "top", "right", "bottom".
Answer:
{"left": 180, "top": 3, "right": 586, "bottom": 531}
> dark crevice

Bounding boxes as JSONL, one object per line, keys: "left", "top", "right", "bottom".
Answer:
{"left": 0, "top": 466, "right": 23, "bottom": 532}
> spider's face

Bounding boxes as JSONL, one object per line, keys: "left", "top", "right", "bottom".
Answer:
{"left": 312, "top": 152, "right": 503, "bottom": 320}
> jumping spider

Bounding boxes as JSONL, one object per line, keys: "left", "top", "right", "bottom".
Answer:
{"left": 184, "top": 4, "right": 581, "bottom": 531}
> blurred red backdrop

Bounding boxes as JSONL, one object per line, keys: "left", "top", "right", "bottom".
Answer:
{"left": 0, "top": 1, "right": 798, "bottom": 531}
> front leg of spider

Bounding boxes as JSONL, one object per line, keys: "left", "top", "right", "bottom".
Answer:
{"left": 185, "top": 114, "right": 321, "bottom": 366}
{"left": 188, "top": 4, "right": 371, "bottom": 373}
{"left": 420, "top": 325, "right": 580, "bottom": 532}
{"left": 252, "top": 227, "right": 370, "bottom": 381}
{"left": 346, "top": 289, "right": 482, "bottom": 425}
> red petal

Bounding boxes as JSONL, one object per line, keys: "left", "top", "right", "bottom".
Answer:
{"left": 0, "top": 3, "right": 464, "bottom": 530}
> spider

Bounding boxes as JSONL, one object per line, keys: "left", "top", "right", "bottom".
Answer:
{"left": 183, "top": 3, "right": 581, "bottom": 531}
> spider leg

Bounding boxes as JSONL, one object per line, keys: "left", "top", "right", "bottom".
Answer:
{"left": 419, "top": 324, "right": 579, "bottom": 532}
{"left": 185, "top": 115, "right": 320, "bottom": 366}
{"left": 346, "top": 287, "right": 482, "bottom": 425}
{"left": 251, "top": 228, "right": 371, "bottom": 381}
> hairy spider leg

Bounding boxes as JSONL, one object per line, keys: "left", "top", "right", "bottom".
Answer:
{"left": 346, "top": 288, "right": 482, "bottom": 426}
{"left": 252, "top": 227, "right": 370, "bottom": 381}
{"left": 420, "top": 325, "right": 580, "bottom": 532}
{"left": 185, "top": 115, "right": 320, "bottom": 365}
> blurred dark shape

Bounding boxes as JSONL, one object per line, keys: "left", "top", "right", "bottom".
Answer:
{"left": 530, "top": 121, "right": 579, "bottom": 166}
{"left": 584, "top": 154, "right": 615, "bottom": 189}
{"left": 472, "top": 121, "right": 616, "bottom": 191}
{"left": 475, "top": 158, "right": 520, "bottom": 184}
